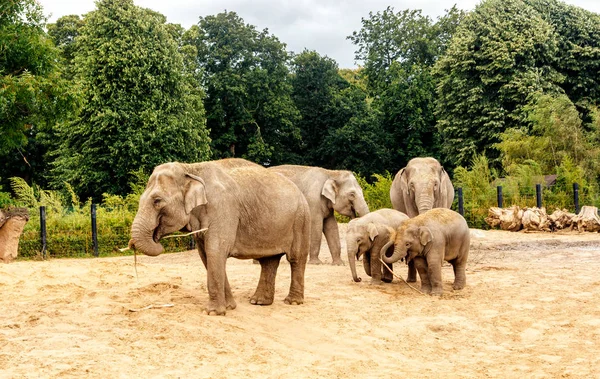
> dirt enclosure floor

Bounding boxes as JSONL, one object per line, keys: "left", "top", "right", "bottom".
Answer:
{"left": 1, "top": 226, "right": 600, "bottom": 378}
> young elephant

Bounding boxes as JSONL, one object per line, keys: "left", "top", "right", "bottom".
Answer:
{"left": 380, "top": 208, "right": 469, "bottom": 296}
{"left": 129, "top": 160, "right": 310, "bottom": 315}
{"left": 346, "top": 209, "right": 409, "bottom": 283}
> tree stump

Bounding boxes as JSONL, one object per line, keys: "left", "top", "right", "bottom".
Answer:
{"left": 0, "top": 208, "right": 30, "bottom": 263}
{"left": 548, "top": 209, "right": 576, "bottom": 230}
{"left": 485, "top": 206, "right": 523, "bottom": 231}
{"left": 521, "top": 207, "right": 551, "bottom": 232}
{"left": 571, "top": 206, "right": 600, "bottom": 233}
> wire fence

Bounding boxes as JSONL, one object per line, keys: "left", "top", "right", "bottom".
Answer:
{"left": 18, "top": 204, "right": 193, "bottom": 259}
{"left": 15, "top": 182, "right": 591, "bottom": 259}
{"left": 453, "top": 182, "right": 587, "bottom": 228}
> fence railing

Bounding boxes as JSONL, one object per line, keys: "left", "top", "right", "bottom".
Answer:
{"left": 20, "top": 203, "right": 193, "bottom": 259}
{"left": 454, "top": 182, "right": 585, "bottom": 228}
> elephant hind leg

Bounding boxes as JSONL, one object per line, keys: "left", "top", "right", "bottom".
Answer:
{"left": 449, "top": 257, "right": 467, "bottom": 290}
{"left": 286, "top": 213, "right": 309, "bottom": 305}
{"left": 250, "top": 254, "right": 284, "bottom": 305}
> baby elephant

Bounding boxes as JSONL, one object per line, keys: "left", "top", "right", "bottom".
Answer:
{"left": 380, "top": 208, "right": 469, "bottom": 295}
{"left": 346, "top": 209, "right": 409, "bottom": 283}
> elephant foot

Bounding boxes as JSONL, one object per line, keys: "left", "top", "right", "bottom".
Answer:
{"left": 226, "top": 298, "right": 237, "bottom": 310}
{"left": 381, "top": 277, "right": 393, "bottom": 283}
{"left": 284, "top": 294, "right": 304, "bottom": 305}
{"left": 204, "top": 302, "right": 227, "bottom": 316}
{"left": 430, "top": 286, "right": 443, "bottom": 296}
{"left": 369, "top": 278, "right": 384, "bottom": 285}
{"left": 249, "top": 292, "right": 274, "bottom": 306}
{"left": 308, "top": 258, "right": 323, "bottom": 265}
{"left": 331, "top": 259, "right": 344, "bottom": 266}
{"left": 420, "top": 284, "right": 432, "bottom": 294}
{"left": 406, "top": 276, "right": 417, "bottom": 283}
{"left": 453, "top": 282, "right": 465, "bottom": 291}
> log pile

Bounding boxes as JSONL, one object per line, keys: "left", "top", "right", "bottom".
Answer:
{"left": 0, "top": 207, "right": 30, "bottom": 263}
{"left": 485, "top": 206, "right": 600, "bottom": 233}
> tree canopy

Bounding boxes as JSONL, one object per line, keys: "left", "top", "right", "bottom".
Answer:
{"left": 51, "top": 0, "right": 210, "bottom": 200}
{"left": 2, "top": 0, "right": 600, "bottom": 202}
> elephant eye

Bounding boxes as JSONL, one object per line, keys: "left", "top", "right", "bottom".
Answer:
{"left": 153, "top": 198, "right": 163, "bottom": 206}
{"left": 405, "top": 242, "right": 411, "bottom": 247}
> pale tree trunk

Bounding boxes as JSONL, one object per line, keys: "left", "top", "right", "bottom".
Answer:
{"left": 571, "top": 206, "right": 600, "bottom": 232}
{"left": 0, "top": 208, "right": 30, "bottom": 263}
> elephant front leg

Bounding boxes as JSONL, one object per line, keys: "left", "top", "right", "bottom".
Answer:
{"left": 406, "top": 259, "right": 417, "bottom": 282}
{"left": 412, "top": 257, "right": 431, "bottom": 294}
{"left": 426, "top": 256, "right": 444, "bottom": 296}
{"left": 205, "top": 253, "right": 228, "bottom": 315}
{"left": 199, "top": 243, "right": 235, "bottom": 310}
{"left": 323, "top": 216, "right": 343, "bottom": 265}
{"left": 250, "top": 254, "right": 283, "bottom": 305}
{"left": 308, "top": 217, "right": 324, "bottom": 265}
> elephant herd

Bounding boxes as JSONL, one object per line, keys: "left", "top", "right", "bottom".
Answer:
{"left": 129, "top": 157, "right": 470, "bottom": 315}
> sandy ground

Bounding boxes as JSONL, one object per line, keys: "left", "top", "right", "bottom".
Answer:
{"left": 1, "top": 226, "right": 600, "bottom": 378}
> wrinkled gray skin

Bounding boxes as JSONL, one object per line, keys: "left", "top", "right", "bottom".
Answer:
{"left": 129, "top": 159, "right": 310, "bottom": 316}
{"left": 390, "top": 157, "right": 454, "bottom": 282}
{"left": 381, "top": 208, "right": 469, "bottom": 296}
{"left": 346, "top": 209, "right": 409, "bottom": 283}
{"left": 269, "top": 165, "right": 370, "bottom": 265}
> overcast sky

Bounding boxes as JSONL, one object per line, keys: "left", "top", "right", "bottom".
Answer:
{"left": 38, "top": 0, "right": 600, "bottom": 68}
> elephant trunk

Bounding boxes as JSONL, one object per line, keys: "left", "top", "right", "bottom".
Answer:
{"left": 416, "top": 193, "right": 434, "bottom": 215}
{"left": 347, "top": 239, "right": 362, "bottom": 282}
{"left": 381, "top": 240, "right": 403, "bottom": 264}
{"left": 130, "top": 213, "right": 164, "bottom": 257}
{"left": 355, "top": 199, "right": 370, "bottom": 218}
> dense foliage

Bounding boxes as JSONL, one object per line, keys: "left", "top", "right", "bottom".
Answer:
{"left": 2, "top": 0, "right": 600, "bottom": 231}
{"left": 49, "top": 0, "right": 211, "bottom": 200}
{"left": 0, "top": 0, "right": 78, "bottom": 186}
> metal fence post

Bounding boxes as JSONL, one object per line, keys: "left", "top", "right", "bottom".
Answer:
{"left": 40, "top": 206, "right": 47, "bottom": 259}
{"left": 457, "top": 188, "right": 464, "bottom": 216}
{"left": 536, "top": 184, "right": 542, "bottom": 208}
{"left": 497, "top": 185, "right": 503, "bottom": 208}
{"left": 91, "top": 203, "right": 99, "bottom": 257}
{"left": 573, "top": 183, "right": 580, "bottom": 214}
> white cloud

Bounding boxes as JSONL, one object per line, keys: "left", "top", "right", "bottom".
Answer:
{"left": 38, "top": 0, "right": 600, "bottom": 68}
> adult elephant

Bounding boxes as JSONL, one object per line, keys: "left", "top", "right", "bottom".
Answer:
{"left": 269, "top": 165, "right": 370, "bottom": 265}
{"left": 129, "top": 159, "right": 310, "bottom": 316}
{"left": 390, "top": 157, "right": 454, "bottom": 281}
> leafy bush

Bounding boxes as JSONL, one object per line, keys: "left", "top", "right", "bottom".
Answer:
{"left": 12, "top": 172, "right": 191, "bottom": 259}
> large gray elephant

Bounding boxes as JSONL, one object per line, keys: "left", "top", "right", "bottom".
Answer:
{"left": 129, "top": 160, "right": 310, "bottom": 315}
{"left": 380, "top": 208, "right": 469, "bottom": 296}
{"left": 346, "top": 208, "right": 409, "bottom": 283}
{"left": 390, "top": 157, "right": 454, "bottom": 217}
{"left": 269, "top": 165, "right": 370, "bottom": 265}
{"left": 390, "top": 157, "right": 454, "bottom": 282}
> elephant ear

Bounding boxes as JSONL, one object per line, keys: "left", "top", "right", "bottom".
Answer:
{"left": 419, "top": 227, "right": 433, "bottom": 247}
{"left": 398, "top": 168, "right": 409, "bottom": 195}
{"left": 322, "top": 179, "right": 338, "bottom": 204}
{"left": 184, "top": 173, "right": 208, "bottom": 214}
{"left": 439, "top": 167, "right": 454, "bottom": 208}
{"left": 367, "top": 223, "right": 379, "bottom": 241}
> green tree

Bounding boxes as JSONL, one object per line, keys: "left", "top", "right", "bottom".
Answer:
{"left": 188, "top": 12, "right": 300, "bottom": 164}
{"left": 434, "top": 0, "right": 562, "bottom": 168}
{"left": 290, "top": 50, "right": 349, "bottom": 165}
{"left": 0, "top": 0, "right": 78, "bottom": 185}
{"left": 47, "top": 14, "right": 84, "bottom": 80}
{"left": 348, "top": 7, "right": 463, "bottom": 171}
{"left": 524, "top": 0, "right": 600, "bottom": 124}
{"left": 53, "top": 0, "right": 210, "bottom": 200}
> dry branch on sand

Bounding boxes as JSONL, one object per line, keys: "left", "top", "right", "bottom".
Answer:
{"left": 485, "top": 205, "right": 600, "bottom": 233}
